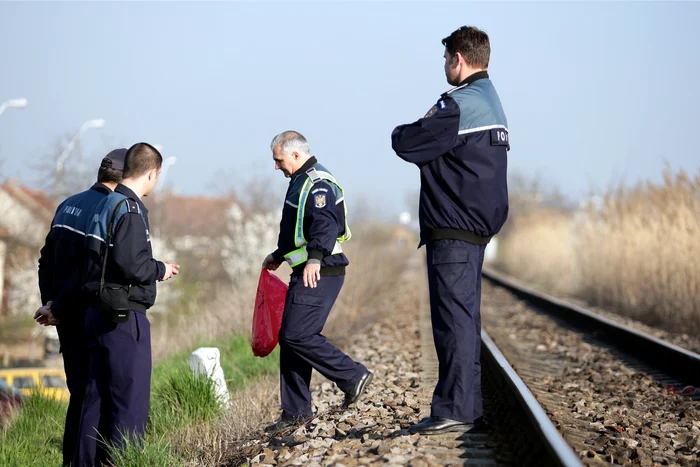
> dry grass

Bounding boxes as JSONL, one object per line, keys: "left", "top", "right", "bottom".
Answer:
{"left": 495, "top": 208, "right": 580, "bottom": 295}
{"left": 575, "top": 168, "right": 700, "bottom": 332}
{"left": 172, "top": 376, "right": 279, "bottom": 467}
{"left": 497, "top": 167, "right": 700, "bottom": 335}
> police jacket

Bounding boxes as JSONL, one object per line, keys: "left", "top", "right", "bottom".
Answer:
{"left": 271, "top": 157, "right": 350, "bottom": 276}
{"left": 83, "top": 184, "right": 166, "bottom": 313}
{"left": 391, "top": 71, "right": 509, "bottom": 247}
{"left": 38, "top": 183, "right": 112, "bottom": 326}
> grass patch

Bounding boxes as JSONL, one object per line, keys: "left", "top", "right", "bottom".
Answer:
{"left": 104, "top": 432, "right": 180, "bottom": 467}
{"left": 148, "top": 368, "right": 221, "bottom": 436}
{"left": 0, "top": 334, "right": 279, "bottom": 466}
{"left": 0, "top": 391, "right": 65, "bottom": 466}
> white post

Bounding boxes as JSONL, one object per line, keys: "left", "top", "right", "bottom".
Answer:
{"left": 484, "top": 237, "right": 499, "bottom": 264}
{"left": 189, "top": 347, "right": 230, "bottom": 406}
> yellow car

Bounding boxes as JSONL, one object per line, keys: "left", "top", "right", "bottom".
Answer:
{"left": 0, "top": 367, "right": 69, "bottom": 402}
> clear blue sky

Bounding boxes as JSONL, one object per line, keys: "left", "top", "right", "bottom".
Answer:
{"left": 1, "top": 1, "right": 699, "bottom": 219}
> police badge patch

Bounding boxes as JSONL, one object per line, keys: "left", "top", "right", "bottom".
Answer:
{"left": 314, "top": 193, "right": 327, "bottom": 208}
{"left": 424, "top": 105, "right": 438, "bottom": 119}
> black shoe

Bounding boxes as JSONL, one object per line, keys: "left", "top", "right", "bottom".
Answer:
{"left": 342, "top": 371, "right": 373, "bottom": 408}
{"left": 474, "top": 416, "right": 488, "bottom": 429}
{"left": 408, "top": 416, "right": 475, "bottom": 435}
{"left": 264, "top": 415, "right": 311, "bottom": 432}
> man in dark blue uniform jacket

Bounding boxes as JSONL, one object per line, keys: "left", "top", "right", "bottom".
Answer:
{"left": 391, "top": 26, "right": 510, "bottom": 434}
{"left": 73, "top": 142, "right": 180, "bottom": 467}
{"left": 36, "top": 149, "right": 126, "bottom": 466}
{"left": 262, "top": 130, "right": 373, "bottom": 431}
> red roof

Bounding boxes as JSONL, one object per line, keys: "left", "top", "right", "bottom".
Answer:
{"left": 19, "top": 186, "right": 56, "bottom": 213}
{"left": 0, "top": 181, "right": 55, "bottom": 222}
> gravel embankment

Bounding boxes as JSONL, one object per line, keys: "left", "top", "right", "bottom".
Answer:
{"left": 482, "top": 281, "right": 700, "bottom": 466}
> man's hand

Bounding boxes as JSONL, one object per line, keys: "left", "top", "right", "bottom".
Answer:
{"left": 303, "top": 262, "right": 321, "bottom": 288}
{"left": 34, "top": 302, "right": 59, "bottom": 326}
{"left": 262, "top": 254, "right": 282, "bottom": 271}
{"left": 162, "top": 263, "right": 181, "bottom": 281}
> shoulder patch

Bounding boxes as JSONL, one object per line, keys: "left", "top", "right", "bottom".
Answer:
{"left": 125, "top": 199, "right": 140, "bottom": 213}
{"left": 314, "top": 193, "right": 327, "bottom": 208}
{"left": 424, "top": 100, "right": 446, "bottom": 119}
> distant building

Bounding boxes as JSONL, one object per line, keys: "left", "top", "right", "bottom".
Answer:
{"left": 0, "top": 181, "right": 55, "bottom": 316}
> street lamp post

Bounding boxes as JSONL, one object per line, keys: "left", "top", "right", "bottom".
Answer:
{"left": 54, "top": 118, "right": 106, "bottom": 195}
{"left": 0, "top": 98, "right": 28, "bottom": 117}
{"left": 153, "top": 152, "right": 176, "bottom": 237}
{"left": 156, "top": 155, "right": 177, "bottom": 192}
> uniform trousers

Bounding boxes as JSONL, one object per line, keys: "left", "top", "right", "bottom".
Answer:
{"left": 426, "top": 239, "right": 486, "bottom": 423}
{"left": 73, "top": 306, "right": 151, "bottom": 467}
{"left": 279, "top": 275, "right": 366, "bottom": 419}
{"left": 57, "top": 317, "right": 90, "bottom": 466}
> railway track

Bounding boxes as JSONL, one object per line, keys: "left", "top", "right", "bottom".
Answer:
{"left": 480, "top": 268, "right": 700, "bottom": 466}
{"left": 238, "top": 265, "right": 699, "bottom": 466}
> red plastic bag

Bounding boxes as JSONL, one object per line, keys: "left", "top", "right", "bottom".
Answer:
{"left": 251, "top": 268, "right": 288, "bottom": 357}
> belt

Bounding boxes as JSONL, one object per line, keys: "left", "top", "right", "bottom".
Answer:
{"left": 427, "top": 228, "right": 492, "bottom": 245}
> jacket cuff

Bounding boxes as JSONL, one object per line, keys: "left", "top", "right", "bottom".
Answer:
{"left": 307, "top": 249, "right": 324, "bottom": 261}
{"left": 271, "top": 249, "right": 285, "bottom": 264}
{"left": 157, "top": 261, "right": 166, "bottom": 281}
{"left": 49, "top": 297, "right": 64, "bottom": 321}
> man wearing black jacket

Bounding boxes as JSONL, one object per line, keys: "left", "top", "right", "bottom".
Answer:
{"left": 36, "top": 148, "right": 126, "bottom": 466}
{"left": 391, "top": 26, "right": 509, "bottom": 434}
{"left": 73, "top": 142, "right": 179, "bottom": 467}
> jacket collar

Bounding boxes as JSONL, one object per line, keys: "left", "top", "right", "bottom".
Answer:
{"left": 445, "top": 70, "right": 489, "bottom": 95}
{"left": 291, "top": 156, "right": 318, "bottom": 182}
{"left": 90, "top": 182, "right": 112, "bottom": 195}
{"left": 459, "top": 70, "right": 489, "bottom": 87}
{"left": 115, "top": 183, "right": 148, "bottom": 215}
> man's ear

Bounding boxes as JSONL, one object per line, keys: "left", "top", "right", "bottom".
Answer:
{"left": 292, "top": 151, "right": 300, "bottom": 161}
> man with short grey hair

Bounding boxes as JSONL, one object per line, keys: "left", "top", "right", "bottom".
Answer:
{"left": 262, "top": 130, "right": 373, "bottom": 431}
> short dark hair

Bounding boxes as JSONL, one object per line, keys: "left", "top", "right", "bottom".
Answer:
{"left": 442, "top": 26, "right": 490, "bottom": 69}
{"left": 97, "top": 167, "right": 123, "bottom": 184}
{"left": 123, "top": 143, "right": 163, "bottom": 179}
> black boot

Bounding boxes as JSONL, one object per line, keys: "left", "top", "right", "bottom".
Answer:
{"left": 408, "top": 416, "right": 476, "bottom": 434}
{"left": 342, "top": 371, "right": 374, "bottom": 408}
{"left": 264, "top": 414, "right": 312, "bottom": 432}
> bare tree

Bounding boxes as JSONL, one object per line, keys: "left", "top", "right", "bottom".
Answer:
{"left": 238, "top": 175, "right": 286, "bottom": 214}
{"left": 347, "top": 193, "right": 385, "bottom": 226}
{"left": 30, "top": 133, "right": 99, "bottom": 203}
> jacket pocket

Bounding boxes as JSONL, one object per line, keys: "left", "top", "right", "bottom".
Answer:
{"left": 292, "top": 293, "right": 325, "bottom": 307}
{"left": 431, "top": 240, "right": 471, "bottom": 265}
